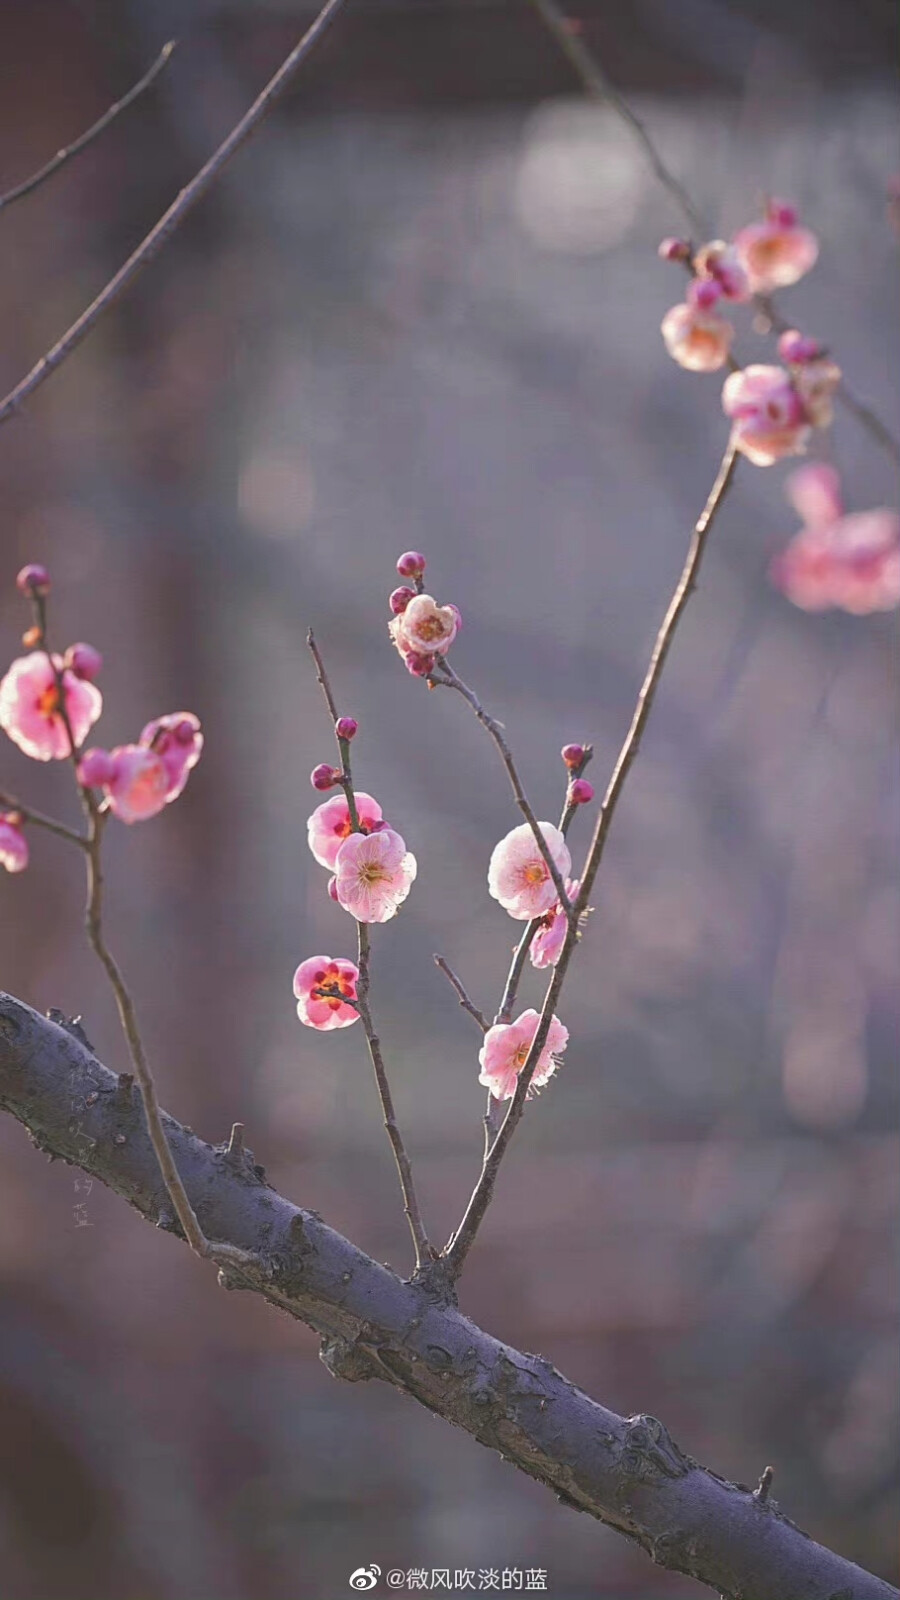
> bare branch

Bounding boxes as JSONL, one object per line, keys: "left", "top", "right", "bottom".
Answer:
{"left": 1, "top": 995, "right": 894, "bottom": 1600}
{"left": 433, "top": 954, "right": 489, "bottom": 1033}
{"left": 0, "top": 790, "right": 87, "bottom": 850}
{"left": 0, "top": 42, "right": 176, "bottom": 213}
{"left": 0, "top": 0, "right": 346, "bottom": 429}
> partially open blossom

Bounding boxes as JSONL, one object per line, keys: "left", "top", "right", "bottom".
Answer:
{"left": 390, "top": 594, "right": 460, "bottom": 661}
{"left": 63, "top": 642, "right": 103, "bottom": 682}
{"left": 0, "top": 652, "right": 102, "bottom": 760}
{"left": 293, "top": 955, "right": 360, "bottom": 1030}
{"left": 478, "top": 1009, "right": 569, "bottom": 1102}
{"left": 530, "top": 879, "right": 579, "bottom": 969}
{"left": 16, "top": 563, "right": 50, "bottom": 598}
{"left": 661, "top": 301, "right": 734, "bottom": 373}
{"left": 308, "top": 790, "right": 383, "bottom": 870}
{"left": 792, "top": 356, "right": 842, "bottom": 429}
{"left": 333, "top": 826, "right": 417, "bottom": 923}
{"left": 722, "top": 365, "right": 811, "bottom": 465}
{"left": 103, "top": 746, "right": 170, "bottom": 823}
{"left": 733, "top": 199, "right": 819, "bottom": 293}
{"left": 311, "top": 763, "right": 340, "bottom": 791}
{"left": 693, "top": 239, "right": 750, "bottom": 302}
{"left": 488, "top": 821, "right": 571, "bottom": 921}
{"left": 772, "top": 466, "right": 900, "bottom": 614}
{"left": 139, "top": 712, "right": 203, "bottom": 802}
{"left": 0, "top": 813, "right": 28, "bottom": 873}
{"left": 396, "top": 551, "right": 426, "bottom": 580}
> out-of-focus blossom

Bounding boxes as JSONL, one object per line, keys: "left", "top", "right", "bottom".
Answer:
{"left": 722, "top": 365, "right": 811, "bottom": 465}
{"left": 77, "top": 747, "right": 116, "bottom": 788}
{"left": 661, "top": 300, "right": 734, "bottom": 373}
{"left": 333, "top": 827, "right": 417, "bottom": 923}
{"left": 657, "top": 236, "right": 691, "bottom": 263}
{"left": 793, "top": 356, "right": 842, "bottom": 429}
{"left": 693, "top": 239, "right": 751, "bottom": 302}
{"left": 0, "top": 813, "right": 28, "bottom": 873}
{"left": 101, "top": 746, "right": 170, "bottom": 823}
{"left": 390, "top": 595, "right": 460, "bottom": 665}
{"left": 63, "top": 642, "right": 103, "bottom": 682}
{"left": 777, "top": 329, "right": 824, "bottom": 366}
{"left": 0, "top": 652, "right": 102, "bottom": 760}
{"left": 308, "top": 791, "right": 383, "bottom": 870}
{"left": 16, "top": 563, "right": 51, "bottom": 598}
{"left": 530, "top": 879, "right": 579, "bottom": 969}
{"left": 293, "top": 955, "right": 360, "bottom": 1030}
{"left": 140, "top": 712, "right": 203, "bottom": 802}
{"left": 772, "top": 466, "right": 900, "bottom": 614}
{"left": 77, "top": 713, "right": 203, "bottom": 822}
{"left": 488, "top": 821, "right": 571, "bottom": 920}
{"left": 733, "top": 199, "right": 819, "bottom": 293}
{"left": 478, "top": 1009, "right": 569, "bottom": 1101}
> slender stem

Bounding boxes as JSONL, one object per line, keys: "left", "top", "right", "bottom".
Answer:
{"left": 431, "top": 661, "right": 573, "bottom": 920}
{"left": 306, "top": 629, "right": 432, "bottom": 1270}
{"left": 0, "top": 42, "right": 176, "bottom": 213}
{"left": 433, "top": 954, "right": 489, "bottom": 1033}
{"left": 445, "top": 442, "right": 738, "bottom": 1279}
{"left": 0, "top": 0, "right": 346, "bottom": 428}
{"left": 529, "top": 0, "right": 900, "bottom": 466}
{"left": 0, "top": 790, "right": 87, "bottom": 849}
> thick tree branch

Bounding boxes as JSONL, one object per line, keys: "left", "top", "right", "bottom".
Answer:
{"left": 0, "top": 993, "right": 894, "bottom": 1600}
{"left": 0, "top": 0, "right": 345, "bottom": 429}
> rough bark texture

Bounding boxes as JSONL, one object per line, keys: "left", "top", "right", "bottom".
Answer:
{"left": 1, "top": 992, "right": 895, "bottom": 1600}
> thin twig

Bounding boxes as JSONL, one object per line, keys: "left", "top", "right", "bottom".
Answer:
{"left": 0, "top": 0, "right": 346, "bottom": 428}
{"left": 307, "top": 629, "right": 432, "bottom": 1271}
{"left": 445, "top": 442, "right": 738, "bottom": 1279}
{"left": 0, "top": 790, "right": 87, "bottom": 849}
{"left": 529, "top": 0, "right": 900, "bottom": 465}
{"left": 431, "top": 660, "right": 573, "bottom": 920}
{"left": 433, "top": 954, "right": 489, "bottom": 1033}
{"left": 0, "top": 42, "right": 176, "bottom": 213}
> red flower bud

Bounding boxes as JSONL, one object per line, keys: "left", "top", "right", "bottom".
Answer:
{"left": 311, "top": 763, "right": 340, "bottom": 791}
{"left": 16, "top": 563, "right": 50, "bottom": 598}
{"left": 569, "top": 778, "right": 595, "bottom": 806}
{"left": 396, "top": 551, "right": 426, "bottom": 580}
{"left": 561, "top": 743, "right": 586, "bottom": 769}
{"left": 335, "top": 717, "right": 358, "bottom": 742}
{"left": 389, "top": 586, "right": 416, "bottom": 615}
{"left": 63, "top": 642, "right": 103, "bottom": 681}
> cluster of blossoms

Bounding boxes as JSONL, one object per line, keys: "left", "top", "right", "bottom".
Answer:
{"left": 771, "top": 464, "right": 900, "bottom": 615}
{"left": 0, "top": 565, "right": 204, "bottom": 871}
{"left": 659, "top": 200, "right": 840, "bottom": 466}
{"left": 388, "top": 551, "right": 461, "bottom": 677}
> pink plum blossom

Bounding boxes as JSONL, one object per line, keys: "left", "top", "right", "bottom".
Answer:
{"left": 0, "top": 652, "right": 102, "bottom": 760}
{"left": 0, "top": 813, "right": 28, "bottom": 873}
{"left": 733, "top": 199, "right": 819, "bottom": 293}
{"left": 530, "top": 879, "right": 579, "bottom": 969}
{"left": 793, "top": 356, "right": 842, "bottom": 429}
{"left": 722, "top": 365, "right": 811, "bottom": 466}
{"left": 293, "top": 955, "right": 360, "bottom": 1030}
{"left": 333, "top": 826, "right": 417, "bottom": 923}
{"left": 771, "top": 467, "right": 900, "bottom": 614}
{"left": 661, "top": 301, "right": 733, "bottom": 373}
{"left": 692, "top": 239, "right": 750, "bottom": 302}
{"left": 478, "top": 1009, "right": 569, "bottom": 1102}
{"left": 139, "top": 712, "right": 203, "bottom": 801}
{"left": 488, "top": 821, "right": 572, "bottom": 921}
{"left": 307, "top": 790, "right": 383, "bottom": 870}
{"left": 103, "top": 746, "right": 171, "bottom": 823}
{"left": 389, "top": 594, "right": 460, "bottom": 661}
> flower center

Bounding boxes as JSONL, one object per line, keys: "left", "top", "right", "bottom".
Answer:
{"left": 522, "top": 862, "right": 547, "bottom": 886}
{"left": 513, "top": 1044, "right": 531, "bottom": 1070}
{"left": 359, "top": 860, "right": 391, "bottom": 886}
{"left": 37, "top": 682, "right": 62, "bottom": 719}
{"left": 417, "top": 615, "right": 446, "bottom": 642}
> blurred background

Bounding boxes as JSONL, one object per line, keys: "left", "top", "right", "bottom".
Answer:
{"left": 0, "top": 1, "right": 897, "bottom": 1595}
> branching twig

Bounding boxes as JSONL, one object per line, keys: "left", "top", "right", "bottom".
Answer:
{"left": 529, "top": 0, "right": 900, "bottom": 465}
{"left": 0, "top": 42, "right": 176, "bottom": 214}
{"left": 306, "top": 629, "right": 432, "bottom": 1271}
{"left": 433, "top": 954, "right": 489, "bottom": 1033}
{"left": 0, "top": 0, "right": 346, "bottom": 429}
{"left": 445, "top": 443, "right": 738, "bottom": 1278}
{"left": 0, "top": 790, "right": 87, "bottom": 849}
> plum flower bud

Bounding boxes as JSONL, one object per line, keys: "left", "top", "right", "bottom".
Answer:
{"left": 722, "top": 365, "right": 811, "bottom": 466}
{"left": 396, "top": 551, "right": 426, "bottom": 580}
{"left": 335, "top": 717, "right": 358, "bottom": 742}
{"left": 308, "top": 791, "right": 383, "bottom": 870}
{"left": 661, "top": 301, "right": 734, "bottom": 373}
{"left": 16, "top": 563, "right": 51, "bottom": 598}
{"left": 389, "top": 586, "right": 416, "bottom": 615}
{"left": 658, "top": 236, "right": 691, "bottom": 263}
{"left": 693, "top": 239, "right": 750, "bottom": 303}
{"left": 390, "top": 595, "right": 460, "bottom": 659}
{"left": 568, "top": 778, "right": 594, "bottom": 805}
{"left": 478, "top": 1009, "right": 569, "bottom": 1102}
{"left": 77, "top": 746, "right": 116, "bottom": 788}
{"left": 0, "top": 813, "right": 29, "bottom": 873}
{"left": 777, "top": 329, "right": 823, "bottom": 365}
{"left": 561, "top": 743, "right": 586, "bottom": 769}
{"left": 687, "top": 276, "right": 723, "bottom": 311}
{"left": 0, "top": 652, "right": 102, "bottom": 760}
{"left": 293, "top": 956, "right": 360, "bottom": 1030}
{"left": 488, "top": 821, "right": 571, "bottom": 921}
{"left": 333, "top": 826, "right": 417, "bottom": 923}
{"left": 311, "top": 763, "right": 340, "bottom": 791}
{"left": 63, "top": 642, "right": 103, "bottom": 682}
{"left": 732, "top": 200, "right": 819, "bottom": 293}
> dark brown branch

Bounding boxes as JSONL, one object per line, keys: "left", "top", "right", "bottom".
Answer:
{"left": 1, "top": 994, "right": 894, "bottom": 1600}
{"left": 433, "top": 954, "right": 489, "bottom": 1032}
{"left": 0, "top": 0, "right": 345, "bottom": 429}
{"left": 0, "top": 42, "right": 176, "bottom": 213}
{"left": 0, "top": 790, "right": 87, "bottom": 849}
